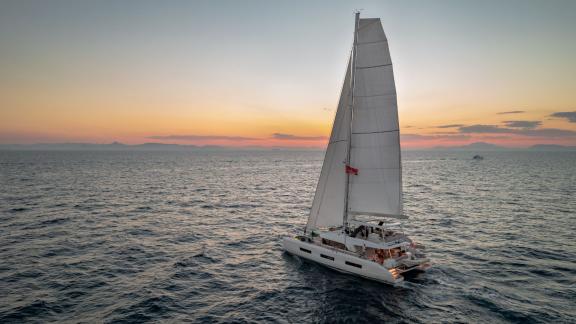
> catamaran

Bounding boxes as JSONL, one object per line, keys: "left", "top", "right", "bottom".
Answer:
{"left": 283, "top": 13, "right": 430, "bottom": 284}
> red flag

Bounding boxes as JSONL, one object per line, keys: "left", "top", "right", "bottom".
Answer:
{"left": 345, "top": 165, "right": 359, "bottom": 175}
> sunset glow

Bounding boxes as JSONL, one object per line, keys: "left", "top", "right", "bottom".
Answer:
{"left": 1, "top": 0, "right": 575, "bottom": 148}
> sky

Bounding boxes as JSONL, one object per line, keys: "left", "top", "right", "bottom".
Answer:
{"left": 1, "top": 0, "right": 575, "bottom": 148}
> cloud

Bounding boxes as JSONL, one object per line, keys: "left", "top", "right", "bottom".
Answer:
{"left": 503, "top": 120, "right": 541, "bottom": 129}
{"left": 147, "top": 135, "right": 259, "bottom": 141}
{"left": 459, "top": 125, "right": 510, "bottom": 133}
{"left": 459, "top": 125, "right": 576, "bottom": 137}
{"left": 271, "top": 133, "right": 327, "bottom": 141}
{"left": 436, "top": 124, "right": 465, "bottom": 128}
{"left": 401, "top": 133, "right": 470, "bottom": 141}
{"left": 550, "top": 111, "right": 576, "bottom": 123}
{"left": 497, "top": 110, "right": 525, "bottom": 115}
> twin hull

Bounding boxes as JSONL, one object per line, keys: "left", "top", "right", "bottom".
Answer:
{"left": 282, "top": 237, "right": 402, "bottom": 284}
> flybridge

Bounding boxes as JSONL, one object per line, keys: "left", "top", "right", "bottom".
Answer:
{"left": 319, "top": 231, "right": 410, "bottom": 250}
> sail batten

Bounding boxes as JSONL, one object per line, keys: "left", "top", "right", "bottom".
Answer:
{"left": 306, "top": 17, "right": 402, "bottom": 232}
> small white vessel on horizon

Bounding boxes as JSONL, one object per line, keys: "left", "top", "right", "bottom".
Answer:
{"left": 283, "top": 13, "right": 430, "bottom": 285}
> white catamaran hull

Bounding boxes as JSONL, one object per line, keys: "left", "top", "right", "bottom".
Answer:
{"left": 282, "top": 237, "right": 403, "bottom": 285}
{"left": 283, "top": 14, "right": 431, "bottom": 285}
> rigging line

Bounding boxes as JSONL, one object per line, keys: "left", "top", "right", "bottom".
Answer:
{"left": 352, "top": 129, "right": 399, "bottom": 135}
{"left": 356, "top": 63, "right": 392, "bottom": 70}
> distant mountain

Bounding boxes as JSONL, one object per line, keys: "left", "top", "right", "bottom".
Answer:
{"left": 0, "top": 142, "right": 322, "bottom": 151}
{"left": 529, "top": 144, "right": 576, "bottom": 151}
{"left": 0, "top": 142, "right": 201, "bottom": 151}
{"left": 433, "top": 142, "right": 507, "bottom": 151}
{"left": 2, "top": 141, "right": 574, "bottom": 152}
{"left": 430, "top": 142, "right": 576, "bottom": 151}
{"left": 132, "top": 142, "right": 198, "bottom": 150}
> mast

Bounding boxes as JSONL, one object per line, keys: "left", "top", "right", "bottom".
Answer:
{"left": 343, "top": 11, "right": 360, "bottom": 229}
{"left": 306, "top": 15, "right": 402, "bottom": 232}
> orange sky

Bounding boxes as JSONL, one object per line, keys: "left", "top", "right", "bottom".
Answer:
{"left": 1, "top": 1, "right": 575, "bottom": 148}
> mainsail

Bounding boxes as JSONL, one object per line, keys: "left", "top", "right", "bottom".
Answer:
{"left": 306, "top": 17, "right": 402, "bottom": 232}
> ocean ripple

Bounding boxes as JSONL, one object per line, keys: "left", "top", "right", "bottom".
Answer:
{"left": 0, "top": 150, "right": 575, "bottom": 322}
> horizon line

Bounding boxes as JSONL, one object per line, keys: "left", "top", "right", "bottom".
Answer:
{"left": 1, "top": 141, "right": 575, "bottom": 151}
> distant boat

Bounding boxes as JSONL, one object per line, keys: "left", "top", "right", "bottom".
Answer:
{"left": 472, "top": 155, "right": 484, "bottom": 160}
{"left": 283, "top": 13, "right": 430, "bottom": 285}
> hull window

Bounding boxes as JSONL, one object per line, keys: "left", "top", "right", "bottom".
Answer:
{"left": 300, "top": 248, "right": 312, "bottom": 254}
{"left": 320, "top": 254, "right": 334, "bottom": 261}
{"left": 345, "top": 261, "right": 362, "bottom": 269}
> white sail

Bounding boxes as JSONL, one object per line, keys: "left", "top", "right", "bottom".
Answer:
{"left": 349, "top": 18, "right": 402, "bottom": 217}
{"left": 306, "top": 58, "right": 351, "bottom": 231}
{"left": 306, "top": 17, "right": 402, "bottom": 232}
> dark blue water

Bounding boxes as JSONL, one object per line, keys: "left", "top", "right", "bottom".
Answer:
{"left": 0, "top": 150, "right": 574, "bottom": 323}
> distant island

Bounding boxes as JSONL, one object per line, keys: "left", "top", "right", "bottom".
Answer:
{"left": 0, "top": 142, "right": 320, "bottom": 151}
{"left": 0, "top": 141, "right": 575, "bottom": 151}
{"left": 432, "top": 142, "right": 576, "bottom": 151}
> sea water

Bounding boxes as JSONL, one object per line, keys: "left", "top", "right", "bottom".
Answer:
{"left": 0, "top": 150, "right": 574, "bottom": 322}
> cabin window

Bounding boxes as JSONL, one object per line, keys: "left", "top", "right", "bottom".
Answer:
{"left": 321, "top": 239, "right": 346, "bottom": 250}
{"left": 345, "top": 261, "right": 362, "bottom": 269}
{"left": 320, "top": 254, "right": 334, "bottom": 261}
{"left": 299, "top": 248, "right": 311, "bottom": 254}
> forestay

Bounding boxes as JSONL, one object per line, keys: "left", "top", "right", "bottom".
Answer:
{"left": 306, "top": 18, "right": 402, "bottom": 232}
